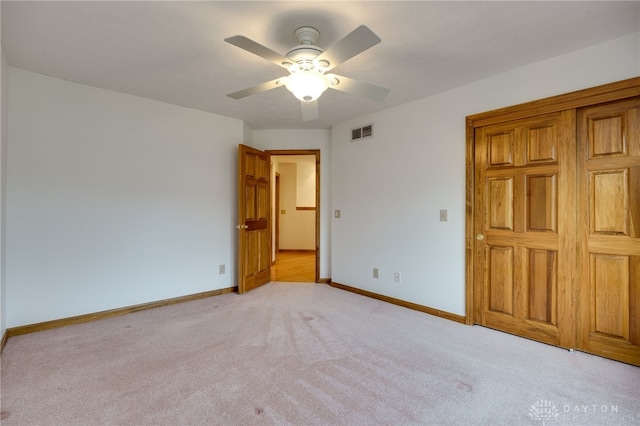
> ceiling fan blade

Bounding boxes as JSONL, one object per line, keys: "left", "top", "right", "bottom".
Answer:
{"left": 315, "top": 26, "right": 381, "bottom": 71}
{"left": 225, "top": 35, "right": 291, "bottom": 69}
{"left": 227, "top": 77, "right": 285, "bottom": 99}
{"left": 328, "top": 74, "right": 390, "bottom": 101}
{"left": 301, "top": 100, "right": 319, "bottom": 121}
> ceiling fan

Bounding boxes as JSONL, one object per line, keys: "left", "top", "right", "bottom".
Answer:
{"left": 225, "top": 25, "right": 390, "bottom": 121}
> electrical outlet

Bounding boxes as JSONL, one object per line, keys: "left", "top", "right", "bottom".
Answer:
{"left": 440, "top": 209, "right": 448, "bottom": 221}
{"left": 219, "top": 264, "right": 225, "bottom": 274}
{"left": 373, "top": 268, "right": 379, "bottom": 279}
{"left": 394, "top": 272, "right": 401, "bottom": 283}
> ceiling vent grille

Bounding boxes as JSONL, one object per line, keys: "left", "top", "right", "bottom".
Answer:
{"left": 351, "top": 124, "right": 374, "bottom": 141}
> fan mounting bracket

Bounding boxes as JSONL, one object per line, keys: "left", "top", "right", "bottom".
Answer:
{"left": 294, "top": 27, "right": 320, "bottom": 45}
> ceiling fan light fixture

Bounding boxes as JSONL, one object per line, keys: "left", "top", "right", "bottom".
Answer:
{"left": 225, "top": 24, "right": 390, "bottom": 113}
{"left": 285, "top": 70, "right": 329, "bottom": 102}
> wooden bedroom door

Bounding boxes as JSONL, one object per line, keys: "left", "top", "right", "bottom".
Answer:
{"left": 576, "top": 97, "right": 640, "bottom": 366}
{"left": 474, "top": 110, "right": 577, "bottom": 349}
{"left": 237, "top": 144, "right": 271, "bottom": 294}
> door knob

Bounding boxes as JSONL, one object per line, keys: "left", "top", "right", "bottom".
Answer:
{"left": 236, "top": 225, "right": 248, "bottom": 229}
{"left": 476, "top": 233, "right": 485, "bottom": 241}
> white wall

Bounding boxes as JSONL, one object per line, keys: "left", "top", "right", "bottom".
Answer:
{"left": 296, "top": 162, "right": 315, "bottom": 208}
{"left": 242, "top": 121, "right": 253, "bottom": 145}
{"left": 7, "top": 68, "right": 243, "bottom": 327}
{"left": 331, "top": 33, "right": 640, "bottom": 317}
{"left": 276, "top": 162, "right": 315, "bottom": 250}
{"left": 253, "top": 129, "right": 331, "bottom": 280}
{"left": 0, "top": 16, "right": 8, "bottom": 339}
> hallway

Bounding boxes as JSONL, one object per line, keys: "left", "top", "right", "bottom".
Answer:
{"left": 271, "top": 251, "right": 315, "bottom": 282}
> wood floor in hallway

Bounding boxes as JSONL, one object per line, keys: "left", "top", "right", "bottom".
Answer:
{"left": 271, "top": 250, "right": 315, "bottom": 282}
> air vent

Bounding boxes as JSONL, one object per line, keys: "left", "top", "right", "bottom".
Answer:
{"left": 351, "top": 124, "right": 374, "bottom": 141}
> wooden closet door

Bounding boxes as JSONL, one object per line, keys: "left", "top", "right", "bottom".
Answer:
{"left": 474, "top": 110, "right": 576, "bottom": 348}
{"left": 577, "top": 97, "right": 640, "bottom": 366}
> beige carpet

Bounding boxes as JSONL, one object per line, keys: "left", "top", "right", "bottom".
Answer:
{"left": 1, "top": 282, "right": 639, "bottom": 425}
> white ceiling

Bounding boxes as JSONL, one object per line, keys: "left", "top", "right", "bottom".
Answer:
{"left": 2, "top": 1, "right": 639, "bottom": 130}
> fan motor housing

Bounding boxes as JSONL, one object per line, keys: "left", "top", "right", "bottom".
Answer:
{"left": 286, "top": 26, "right": 325, "bottom": 69}
{"left": 286, "top": 45, "right": 323, "bottom": 63}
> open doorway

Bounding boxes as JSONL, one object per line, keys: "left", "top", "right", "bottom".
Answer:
{"left": 267, "top": 150, "right": 320, "bottom": 282}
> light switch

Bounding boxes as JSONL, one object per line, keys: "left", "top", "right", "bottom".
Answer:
{"left": 334, "top": 210, "right": 341, "bottom": 218}
{"left": 440, "top": 209, "right": 448, "bottom": 221}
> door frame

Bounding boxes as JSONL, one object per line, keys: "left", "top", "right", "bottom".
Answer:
{"left": 275, "top": 172, "right": 281, "bottom": 255}
{"left": 267, "top": 149, "right": 321, "bottom": 283}
{"left": 465, "top": 76, "right": 640, "bottom": 325}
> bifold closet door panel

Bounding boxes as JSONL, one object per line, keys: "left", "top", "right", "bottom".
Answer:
{"left": 577, "top": 97, "right": 640, "bottom": 366}
{"left": 474, "top": 110, "right": 577, "bottom": 349}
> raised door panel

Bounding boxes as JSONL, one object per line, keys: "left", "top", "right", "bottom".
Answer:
{"left": 527, "top": 174, "right": 557, "bottom": 232}
{"left": 578, "top": 97, "right": 640, "bottom": 365}
{"left": 489, "top": 131, "right": 515, "bottom": 166}
{"left": 246, "top": 231, "right": 259, "bottom": 276}
{"left": 591, "top": 254, "right": 630, "bottom": 339}
{"left": 487, "top": 245, "right": 515, "bottom": 316}
{"left": 591, "top": 170, "right": 630, "bottom": 235}
{"left": 245, "top": 185, "right": 256, "bottom": 221}
{"left": 527, "top": 249, "right": 557, "bottom": 325}
{"left": 590, "top": 115, "right": 626, "bottom": 157}
{"left": 489, "top": 178, "right": 514, "bottom": 230}
{"left": 257, "top": 185, "right": 269, "bottom": 221}
{"left": 245, "top": 152, "right": 256, "bottom": 177}
{"left": 526, "top": 123, "right": 558, "bottom": 164}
